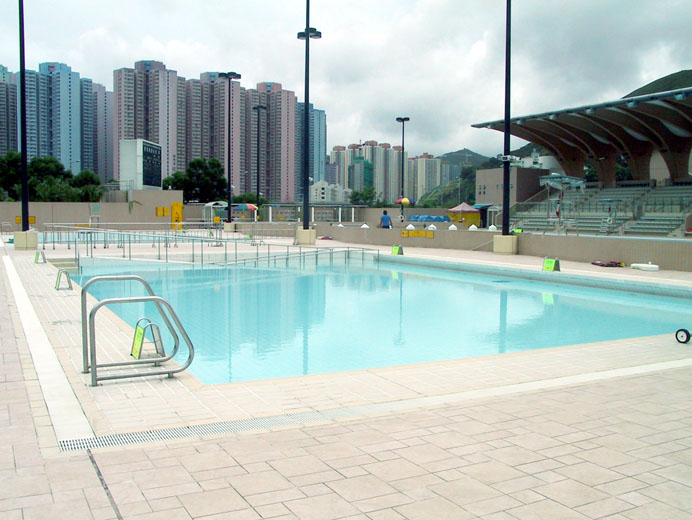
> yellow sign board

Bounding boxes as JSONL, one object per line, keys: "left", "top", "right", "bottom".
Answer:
{"left": 171, "top": 202, "right": 183, "bottom": 230}
{"left": 214, "top": 216, "right": 220, "bottom": 223}
{"left": 542, "top": 258, "right": 560, "bottom": 272}
{"left": 16, "top": 216, "right": 37, "bottom": 224}
{"left": 400, "top": 230, "right": 434, "bottom": 239}
{"left": 131, "top": 324, "right": 145, "bottom": 359}
{"left": 15, "top": 216, "right": 20, "bottom": 224}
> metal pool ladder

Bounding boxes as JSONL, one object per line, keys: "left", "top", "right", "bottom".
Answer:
{"left": 81, "top": 275, "right": 194, "bottom": 386}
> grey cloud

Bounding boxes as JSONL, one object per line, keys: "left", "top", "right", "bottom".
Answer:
{"left": 1, "top": 0, "right": 690, "bottom": 158}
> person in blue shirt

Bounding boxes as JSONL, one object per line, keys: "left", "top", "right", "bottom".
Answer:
{"left": 380, "top": 210, "right": 392, "bottom": 229}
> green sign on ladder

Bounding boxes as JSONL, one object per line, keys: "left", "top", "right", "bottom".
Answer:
{"left": 131, "top": 324, "right": 145, "bottom": 359}
{"left": 542, "top": 257, "right": 560, "bottom": 272}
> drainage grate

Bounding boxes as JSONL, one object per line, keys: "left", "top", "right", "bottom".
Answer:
{"left": 59, "top": 407, "right": 348, "bottom": 452}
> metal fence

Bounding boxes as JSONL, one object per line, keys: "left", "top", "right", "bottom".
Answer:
{"left": 51, "top": 226, "right": 379, "bottom": 269}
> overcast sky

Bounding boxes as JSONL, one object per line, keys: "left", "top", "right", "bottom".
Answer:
{"left": 1, "top": 0, "right": 690, "bottom": 158}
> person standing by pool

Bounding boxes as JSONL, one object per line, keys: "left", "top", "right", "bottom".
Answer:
{"left": 380, "top": 210, "right": 392, "bottom": 229}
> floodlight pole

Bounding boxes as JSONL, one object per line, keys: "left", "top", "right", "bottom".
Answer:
{"left": 219, "top": 72, "right": 241, "bottom": 222}
{"left": 298, "top": 1, "right": 321, "bottom": 230}
{"left": 396, "top": 116, "right": 409, "bottom": 214}
{"left": 18, "top": 0, "right": 29, "bottom": 231}
{"left": 253, "top": 105, "right": 266, "bottom": 205}
{"left": 501, "top": 0, "right": 511, "bottom": 235}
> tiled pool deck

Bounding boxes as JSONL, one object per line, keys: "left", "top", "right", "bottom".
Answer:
{"left": 1, "top": 235, "right": 692, "bottom": 519}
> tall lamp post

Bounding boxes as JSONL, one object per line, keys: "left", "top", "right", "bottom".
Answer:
{"left": 297, "top": 1, "right": 321, "bottom": 230}
{"left": 18, "top": 0, "right": 29, "bottom": 231}
{"left": 501, "top": 0, "right": 511, "bottom": 235}
{"left": 253, "top": 104, "right": 267, "bottom": 207}
{"left": 396, "top": 116, "right": 409, "bottom": 214}
{"left": 219, "top": 71, "right": 241, "bottom": 222}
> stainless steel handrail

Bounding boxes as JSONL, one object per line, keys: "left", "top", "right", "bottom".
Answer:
{"left": 55, "top": 269, "right": 73, "bottom": 290}
{"left": 81, "top": 275, "right": 180, "bottom": 373}
{"left": 88, "top": 295, "right": 194, "bottom": 386}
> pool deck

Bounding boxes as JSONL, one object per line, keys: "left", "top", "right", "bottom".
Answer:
{"left": 1, "top": 235, "right": 692, "bottom": 519}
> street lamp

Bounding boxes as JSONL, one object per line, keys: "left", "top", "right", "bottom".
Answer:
{"left": 501, "top": 0, "right": 511, "bottom": 235}
{"left": 396, "top": 116, "right": 409, "bottom": 210}
{"left": 253, "top": 104, "right": 267, "bottom": 207}
{"left": 298, "top": 1, "right": 321, "bottom": 230}
{"left": 230, "top": 184, "right": 235, "bottom": 223}
{"left": 219, "top": 71, "right": 241, "bottom": 222}
{"left": 18, "top": 0, "right": 29, "bottom": 231}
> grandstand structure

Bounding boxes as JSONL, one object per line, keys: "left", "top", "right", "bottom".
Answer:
{"left": 473, "top": 87, "right": 692, "bottom": 237}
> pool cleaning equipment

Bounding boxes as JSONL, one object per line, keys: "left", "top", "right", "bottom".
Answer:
{"left": 631, "top": 262, "right": 660, "bottom": 271}
{"left": 676, "top": 328, "right": 690, "bottom": 343}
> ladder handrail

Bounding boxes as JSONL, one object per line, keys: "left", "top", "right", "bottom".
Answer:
{"left": 81, "top": 275, "right": 180, "bottom": 373}
{"left": 88, "top": 295, "right": 195, "bottom": 386}
{"left": 55, "top": 269, "right": 73, "bottom": 290}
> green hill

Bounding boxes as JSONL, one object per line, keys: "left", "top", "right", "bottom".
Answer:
{"left": 437, "top": 148, "right": 488, "bottom": 168}
{"left": 624, "top": 70, "right": 692, "bottom": 98}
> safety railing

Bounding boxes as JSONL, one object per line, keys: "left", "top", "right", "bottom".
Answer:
{"left": 50, "top": 226, "right": 378, "bottom": 269}
{"left": 41, "top": 222, "right": 225, "bottom": 250}
{"left": 81, "top": 274, "right": 193, "bottom": 386}
{"left": 219, "top": 246, "right": 380, "bottom": 269}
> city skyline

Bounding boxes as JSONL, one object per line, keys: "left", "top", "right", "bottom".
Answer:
{"left": 2, "top": 1, "right": 690, "bottom": 158}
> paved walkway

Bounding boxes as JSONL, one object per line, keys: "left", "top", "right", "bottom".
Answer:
{"left": 1, "top": 235, "right": 691, "bottom": 519}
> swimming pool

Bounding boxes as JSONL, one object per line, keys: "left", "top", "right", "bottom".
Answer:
{"left": 77, "top": 256, "right": 692, "bottom": 384}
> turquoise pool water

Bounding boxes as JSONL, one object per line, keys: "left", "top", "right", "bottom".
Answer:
{"left": 77, "top": 257, "right": 692, "bottom": 384}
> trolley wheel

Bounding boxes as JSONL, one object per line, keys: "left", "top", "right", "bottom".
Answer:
{"left": 675, "top": 328, "right": 690, "bottom": 344}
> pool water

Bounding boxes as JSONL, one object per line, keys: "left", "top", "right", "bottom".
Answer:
{"left": 77, "top": 258, "right": 692, "bottom": 384}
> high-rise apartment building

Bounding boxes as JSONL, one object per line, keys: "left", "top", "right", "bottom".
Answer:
{"left": 22, "top": 70, "right": 50, "bottom": 160}
{"left": 114, "top": 61, "right": 183, "bottom": 180}
{"left": 93, "top": 83, "right": 114, "bottom": 183}
{"left": 38, "top": 62, "right": 82, "bottom": 172}
{"left": 186, "top": 72, "right": 245, "bottom": 192}
{"left": 246, "top": 83, "right": 297, "bottom": 203}
{"left": 330, "top": 141, "right": 408, "bottom": 203}
{"left": 80, "top": 78, "right": 94, "bottom": 173}
{"left": 361, "top": 141, "right": 385, "bottom": 199}
{"left": 297, "top": 102, "right": 327, "bottom": 189}
{"left": 409, "top": 153, "right": 449, "bottom": 200}
{"left": 329, "top": 146, "right": 347, "bottom": 187}
{"left": 0, "top": 65, "right": 17, "bottom": 156}
{"left": 388, "top": 145, "right": 408, "bottom": 202}
{"left": 348, "top": 156, "right": 373, "bottom": 192}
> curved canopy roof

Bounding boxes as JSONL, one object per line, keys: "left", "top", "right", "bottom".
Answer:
{"left": 473, "top": 87, "right": 692, "bottom": 186}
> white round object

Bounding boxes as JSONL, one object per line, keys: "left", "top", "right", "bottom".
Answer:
{"left": 428, "top": 224, "right": 437, "bottom": 230}
{"left": 468, "top": 224, "right": 478, "bottom": 231}
{"left": 488, "top": 224, "right": 498, "bottom": 231}
{"left": 631, "top": 263, "right": 659, "bottom": 271}
{"left": 337, "top": 223, "right": 344, "bottom": 227}
{"left": 448, "top": 224, "right": 458, "bottom": 230}
{"left": 406, "top": 224, "right": 415, "bottom": 230}
{"left": 360, "top": 223, "right": 369, "bottom": 229}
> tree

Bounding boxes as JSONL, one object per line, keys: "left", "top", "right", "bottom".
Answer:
{"left": 29, "top": 156, "right": 71, "bottom": 181}
{"left": 233, "top": 192, "right": 268, "bottom": 205}
{"left": 77, "top": 183, "right": 105, "bottom": 202}
{"left": 33, "top": 176, "right": 79, "bottom": 202}
{"left": 0, "top": 150, "right": 20, "bottom": 199}
{"left": 71, "top": 170, "right": 100, "bottom": 187}
{"left": 162, "top": 158, "right": 227, "bottom": 203}
{"left": 350, "top": 186, "right": 376, "bottom": 206}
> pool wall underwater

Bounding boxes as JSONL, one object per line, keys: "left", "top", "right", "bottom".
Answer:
{"left": 76, "top": 253, "right": 692, "bottom": 385}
